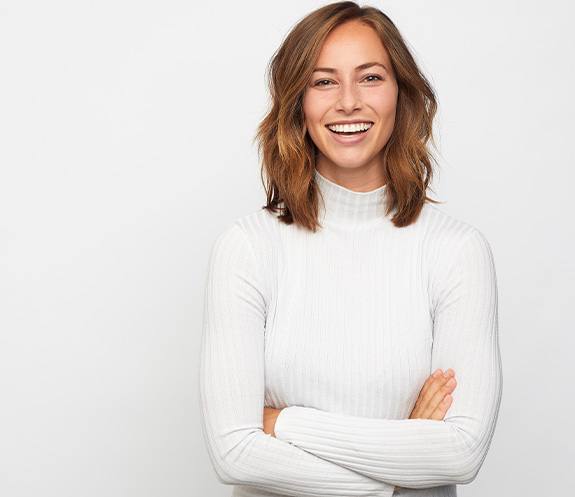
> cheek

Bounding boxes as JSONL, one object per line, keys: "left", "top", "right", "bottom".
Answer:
{"left": 303, "top": 92, "right": 331, "bottom": 125}
{"left": 371, "top": 94, "right": 397, "bottom": 118}
{"left": 302, "top": 92, "right": 315, "bottom": 121}
{"left": 366, "top": 84, "right": 398, "bottom": 116}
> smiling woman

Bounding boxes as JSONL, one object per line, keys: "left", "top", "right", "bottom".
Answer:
{"left": 304, "top": 22, "right": 399, "bottom": 173}
{"left": 253, "top": 1, "right": 440, "bottom": 229}
{"left": 199, "top": 2, "right": 502, "bottom": 497}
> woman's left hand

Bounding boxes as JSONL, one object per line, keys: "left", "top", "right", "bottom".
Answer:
{"left": 263, "top": 406, "right": 282, "bottom": 437}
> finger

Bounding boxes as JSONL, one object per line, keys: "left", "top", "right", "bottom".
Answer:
{"left": 417, "top": 368, "right": 454, "bottom": 405}
{"left": 411, "top": 369, "right": 456, "bottom": 419}
{"left": 417, "top": 371, "right": 455, "bottom": 413}
{"left": 430, "top": 394, "right": 453, "bottom": 420}
{"left": 422, "top": 377, "right": 457, "bottom": 418}
{"left": 412, "top": 369, "right": 444, "bottom": 410}
{"left": 425, "top": 376, "right": 456, "bottom": 416}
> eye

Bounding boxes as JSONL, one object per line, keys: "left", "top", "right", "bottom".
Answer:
{"left": 313, "top": 75, "right": 383, "bottom": 87}
{"left": 364, "top": 74, "right": 383, "bottom": 82}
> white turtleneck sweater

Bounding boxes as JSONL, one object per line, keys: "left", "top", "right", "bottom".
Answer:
{"left": 199, "top": 169, "right": 502, "bottom": 497}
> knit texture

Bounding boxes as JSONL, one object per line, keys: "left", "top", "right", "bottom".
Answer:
{"left": 199, "top": 169, "right": 503, "bottom": 497}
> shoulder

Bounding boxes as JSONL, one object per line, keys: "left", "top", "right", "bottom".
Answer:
{"left": 205, "top": 210, "right": 270, "bottom": 283}
{"left": 233, "top": 207, "right": 282, "bottom": 240}
{"left": 421, "top": 206, "right": 498, "bottom": 315}
{"left": 203, "top": 212, "right": 271, "bottom": 310}
{"left": 417, "top": 203, "right": 496, "bottom": 280}
{"left": 208, "top": 207, "right": 280, "bottom": 281}
{"left": 212, "top": 207, "right": 280, "bottom": 253}
{"left": 419, "top": 202, "right": 492, "bottom": 251}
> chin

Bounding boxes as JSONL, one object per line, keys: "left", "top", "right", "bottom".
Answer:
{"left": 323, "top": 155, "right": 372, "bottom": 169}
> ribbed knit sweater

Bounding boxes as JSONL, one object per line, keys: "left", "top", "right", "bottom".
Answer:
{"left": 199, "top": 168, "right": 503, "bottom": 497}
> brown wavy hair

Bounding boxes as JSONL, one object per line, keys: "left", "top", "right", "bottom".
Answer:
{"left": 253, "top": 1, "right": 442, "bottom": 230}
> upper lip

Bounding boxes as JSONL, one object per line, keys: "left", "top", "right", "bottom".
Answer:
{"left": 325, "top": 119, "right": 374, "bottom": 126}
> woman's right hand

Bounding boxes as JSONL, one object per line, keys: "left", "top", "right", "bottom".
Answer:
{"left": 409, "top": 368, "right": 457, "bottom": 420}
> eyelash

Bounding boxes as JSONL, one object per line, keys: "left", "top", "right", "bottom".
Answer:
{"left": 314, "top": 74, "right": 383, "bottom": 86}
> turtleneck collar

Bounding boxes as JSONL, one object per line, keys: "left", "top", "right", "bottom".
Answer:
{"left": 314, "top": 168, "right": 390, "bottom": 229}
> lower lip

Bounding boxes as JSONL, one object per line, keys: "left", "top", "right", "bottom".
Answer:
{"left": 326, "top": 124, "right": 373, "bottom": 145}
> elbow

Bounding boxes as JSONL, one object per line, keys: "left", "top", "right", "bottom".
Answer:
{"left": 201, "top": 431, "right": 251, "bottom": 486}
{"left": 210, "top": 468, "right": 247, "bottom": 487}
{"left": 201, "top": 436, "right": 239, "bottom": 485}
{"left": 200, "top": 420, "right": 262, "bottom": 486}
{"left": 203, "top": 441, "right": 250, "bottom": 486}
{"left": 450, "top": 377, "right": 503, "bottom": 485}
{"left": 200, "top": 436, "right": 239, "bottom": 485}
{"left": 449, "top": 456, "right": 482, "bottom": 485}
{"left": 199, "top": 402, "right": 251, "bottom": 485}
{"left": 376, "top": 429, "right": 493, "bottom": 489}
{"left": 445, "top": 425, "right": 496, "bottom": 485}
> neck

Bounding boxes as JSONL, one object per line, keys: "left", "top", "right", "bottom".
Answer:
{"left": 314, "top": 168, "right": 390, "bottom": 229}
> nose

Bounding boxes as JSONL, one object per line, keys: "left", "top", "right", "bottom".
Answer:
{"left": 335, "top": 81, "right": 362, "bottom": 113}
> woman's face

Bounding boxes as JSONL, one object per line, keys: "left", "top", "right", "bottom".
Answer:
{"left": 303, "top": 20, "right": 398, "bottom": 179}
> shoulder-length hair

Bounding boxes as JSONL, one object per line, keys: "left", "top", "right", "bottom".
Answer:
{"left": 253, "top": 1, "right": 442, "bottom": 230}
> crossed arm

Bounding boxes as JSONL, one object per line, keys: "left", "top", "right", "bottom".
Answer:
{"left": 270, "top": 227, "right": 503, "bottom": 489}
{"left": 199, "top": 223, "right": 395, "bottom": 496}
{"left": 200, "top": 222, "right": 502, "bottom": 493}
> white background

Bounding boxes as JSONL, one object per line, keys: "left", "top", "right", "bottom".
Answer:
{"left": 1, "top": 1, "right": 573, "bottom": 496}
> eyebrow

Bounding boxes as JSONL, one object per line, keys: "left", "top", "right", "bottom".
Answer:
{"left": 312, "top": 61, "right": 389, "bottom": 73}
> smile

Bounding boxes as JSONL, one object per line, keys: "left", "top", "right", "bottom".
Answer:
{"left": 324, "top": 122, "right": 374, "bottom": 145}
{"left": 326, "top": 122, "right": 373, "bottom": 135}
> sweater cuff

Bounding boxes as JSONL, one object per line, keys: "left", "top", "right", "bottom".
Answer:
{"left": 273, "top": 405, "right": 300, "bottom": 441}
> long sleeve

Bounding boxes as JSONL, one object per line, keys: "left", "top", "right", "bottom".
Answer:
{"left": 273, "top": 227, "right": 503, "bottom": 489}
{"left": 198, "top": 222, "right": 396, "bottom": 497}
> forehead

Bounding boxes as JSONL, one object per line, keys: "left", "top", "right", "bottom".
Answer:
{"left": 316, "top": 21, "right": 390, "bottom": 67}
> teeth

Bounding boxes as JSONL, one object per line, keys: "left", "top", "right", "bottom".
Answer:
{"left": 327, "top": 122, "right": 373, "bottom": 133}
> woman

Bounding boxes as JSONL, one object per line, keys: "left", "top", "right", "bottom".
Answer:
{"left": 199, "top": 2, "right": 502, "bottom": 497}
